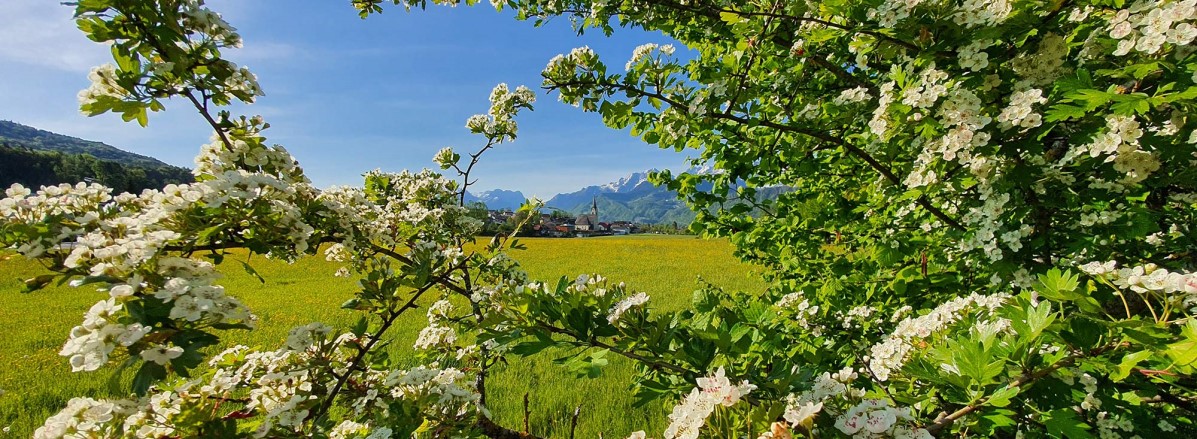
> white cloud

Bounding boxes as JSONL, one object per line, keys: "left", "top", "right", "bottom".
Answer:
{"left": 0, "top": 1, "right": 109, "bottom": 72}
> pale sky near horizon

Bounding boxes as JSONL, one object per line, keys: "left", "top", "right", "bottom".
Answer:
{"left": 0, "top": 1, "right": 694, "bottom": 199}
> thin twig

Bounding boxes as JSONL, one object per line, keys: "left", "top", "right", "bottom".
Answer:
{"left": 523, "top": 393, "right": 531, "bottom": 434}
{"left": 927, "top": 342, "right": 1124, "bottom": 432}
{"left": 568, "top": 405, "right": 581, "bottom": 439}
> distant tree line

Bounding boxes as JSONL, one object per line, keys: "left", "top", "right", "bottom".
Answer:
{"left": 639, "top": 222, "right": 691, "bottom": 235}
{"left": 0, "top": 143, "right": 193, "bottom": 193}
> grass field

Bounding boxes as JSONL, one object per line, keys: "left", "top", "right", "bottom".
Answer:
{"left": 0, "top": 235, "right": 766, "bottom": 438}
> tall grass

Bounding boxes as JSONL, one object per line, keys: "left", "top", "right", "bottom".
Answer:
{"left": 0, "top": 235, "right": 765, "bottom": 438}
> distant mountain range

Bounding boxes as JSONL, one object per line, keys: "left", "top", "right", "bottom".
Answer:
{"left": 0, "top": 120, "right": 175, "bottom": 168}
{"left": 458, "top": 170, "right": 698, "bottom": 224}
{"left": 545, "top": 170, "right": 695, "bottom": 225}
{"left": 464, "top": 189, "right": 527, "bottom": 211}
{"left": 543, "top": 167, "right": 789, "bottom": 225}
{"left": 0, "top": 120, "right": 779, "bottom": 225}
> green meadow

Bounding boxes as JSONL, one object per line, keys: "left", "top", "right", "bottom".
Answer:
{"left": 0, "top": 235, "right": 766, "bottom": 438}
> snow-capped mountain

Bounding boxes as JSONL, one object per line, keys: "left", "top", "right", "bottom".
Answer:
{"left": 547, "top": 170, "right": 659, "bottom": 211}
{"left": 598, "top": 170, "right": 655, "bottom": 193}
{"left": 544, "top": 169, "right": 692, "bottom": 224}
{"left": 464, "top": 189, "right": 527, "bottom": 211}
{"left": 543, "top": 166, "right": 782, "bottom": 224}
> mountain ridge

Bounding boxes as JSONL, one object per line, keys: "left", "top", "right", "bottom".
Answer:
{"left": 0, "top": 120, "right": 175, "bottom": 168}
{"left": 463, "top": 189, "right": 527, "bottom": 211}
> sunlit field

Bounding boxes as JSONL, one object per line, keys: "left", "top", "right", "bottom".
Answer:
{"left": 0, "top": 235, "right": 766, "bottom": 438}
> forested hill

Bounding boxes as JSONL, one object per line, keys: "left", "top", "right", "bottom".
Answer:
{"left": 0, "top": 121, "right": 193, "bottom": 193}
{"left": 0, "top": 120, "right": 172, "bottom": 168}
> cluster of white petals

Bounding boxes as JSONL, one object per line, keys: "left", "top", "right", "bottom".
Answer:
{"left": 608, "top": 292, "right": 650, "bottom": 324}
{"left": 36, "top": 325, "right": 480, "bottom": 439}
{"left": 867, "top": 293, "right": 1010, "bottom": 381}
{"left": 996, "top": 88, "right": 1047, "bottom": 131}
{"left": 77, "top": 64, "right": 129, "bottom": 109}
{"left": 1108, "top": 0, "right": 1197, "bottom": 55}
{"left": 664, "top": 367, "right": 757, "bottom": 439}
{"left": 1072, "top": 115, "right": 1161, "bottom": 184}
{"left": 1080, "top": 261, "right": 1197, "bottom": 310}
{"left": 626, "top": 42, "right": 675, "bottom": 71}
{"left": 542, "top": 46, "right": 601, "bottom": 106}
{"left": 833, "top": 87, "right": 871, "bottom": 105}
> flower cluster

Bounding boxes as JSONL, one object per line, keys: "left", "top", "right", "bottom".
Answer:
{"left": 1108, "top": 0, "right": 1197, "bottom": 55}
{"left": 777, "top": 368, "right": 932, "bottom": 438}
{"left": 1009, "top": 33, "right": 1070, "bottom": 88}
{"left": 664, "top": 367, "right": 756, "bottom": 439}
{"left": 832, "top": 87, "right": 870, "bottom": 105}
{"left": 625, "top": 42, "right": 675, "bottom": 71}
{"left": 542, "top": 46, "right": 601, "bottom": 106}
{"left": 77, "top": 64, "right": 129, "bottom": 110}
{"left": 867, "top": 293, "right": 1010, "bottom": 381}
{"left": 415, "top": 300, "right": 458, "bottom": 350}
{"left": 996, "top": 88, "right": 1047, "bottom": 131}
{"left": 1076, "top": 115, "right": 1160, "bottom": 184}
{"left": 777, "top": 291, "right": 823, "bottom": 335}
{"left": 58, "top": 256, "right": 251, "bottom": 372}
{"left": 433, "top": 146, "right": 459, "bottom": 170}
{"left": 1080, "top": 261, "right": 1197, "bottom": 310}
{"left": 464, "top": 83, "right": 535, "bottom": 142}
{"left": 608, "top": 292, "right": 649, "bottom": 324}
{"left": 957, "top": 40, "right": 993, "bottom": 71}
{"left": 36, "top": 324, "right": 481, "bottom": 439}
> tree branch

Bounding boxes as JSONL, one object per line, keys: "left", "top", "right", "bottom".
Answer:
{"left": 544, "top": 78, "right": 965, "bottom": 230}
{"left": 927, "top": 342, "right": 1124, "bottom": 433}
{"left": 533, "top": 322, "right": 696, "bottom": 376}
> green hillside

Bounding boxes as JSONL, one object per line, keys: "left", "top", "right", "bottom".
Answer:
{"left": 0, "top": 120, "right": 172, "bottom": 168}
{"left": 0, "top": 120, "right": 193, "bottom": 193}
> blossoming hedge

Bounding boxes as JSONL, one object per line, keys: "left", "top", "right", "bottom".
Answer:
{"left": 3, "top": 0, "right": 1197, "bottom": 438}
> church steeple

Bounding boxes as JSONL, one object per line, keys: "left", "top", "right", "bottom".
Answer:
{"left": 591, "top": 197, "right": 598, "bottom": 219}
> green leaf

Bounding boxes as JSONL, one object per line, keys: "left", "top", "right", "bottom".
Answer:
{"left": 1044, "top": 408, "right": 1094, "bottom": 438}
{"left": 132, "top": 361, "right": 167, "bottom": 396}
{"left": 1165, "top": 320, "right": 1197, "bottom": 371}
{"left": 1113, "top": 350, "right": 1154, "bottom": 381}
{"left": 1034, "top": 269, "right": 1080, "bottom": 301}
{"left": 351, "top": 316, "right": 369, "bottom": 337}
{"left": 986, "top": 385, "right": 1019, "bottom": 408}
{"left": 239, "top": 260, "right": 266, "bottom": 284}
{"left": 1045, "top": 104, "right": 1088, "bottom": 122}
{"left": 511, "top": 338, "right": 556, "bottom": 356}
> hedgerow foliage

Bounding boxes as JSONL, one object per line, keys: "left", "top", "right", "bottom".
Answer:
{"left": 3, "top": 0, "right": 1197, "bottom": 438}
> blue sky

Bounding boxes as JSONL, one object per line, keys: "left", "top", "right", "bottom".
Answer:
{"left": 0, "top": 1, "right": 693, "bottom": 199}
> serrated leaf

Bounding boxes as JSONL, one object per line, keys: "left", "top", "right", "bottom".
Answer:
{"left": 1044, "top": 408, "right": 1094, "bottom": 438}
{"left": 1113, "top": 350, "right": 1154, "bottom": 381}
{"left": 987, "top": 385, "right": 1019, "bottom": 407}
{"left": 239, "top": 260, "right": 265, "bottom": 284}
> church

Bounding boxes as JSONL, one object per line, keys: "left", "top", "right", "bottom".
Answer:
{"left": 574, "top": 197, "right": 598, "bottom": 232}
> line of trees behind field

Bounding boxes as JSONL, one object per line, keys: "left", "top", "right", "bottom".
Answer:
{"left": 0, "top": 143, "right": 193, "bottom": 194}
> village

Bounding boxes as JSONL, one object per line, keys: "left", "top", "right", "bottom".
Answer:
{"left": 479, "top": 198, "right": 653, "bottom": 237}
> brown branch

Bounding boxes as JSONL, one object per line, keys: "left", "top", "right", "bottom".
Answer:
{"left": 1142, "top": 392, "right": 1197, "bottom": 414}
{"left": 123, "top": 10, "right": 235, "bottom": 152}
{"left": 368, "top": 243, "right": 472, "bottom": 297}
{"left": 477, "top": 415, "right": 543, "bottom": 439}
{"left": 311, "top": 268, "right": 454, "bottom": 421}
{"left": 707, "top": 113, "right": 965, "bottom": 231}
{"left": 183, "top": 90, "right": 235, "bottom": 152}
{"left": 927, "top": 342, "right": 1124, "bottom": 433}
{"left": 533, "top": 322, "right": 696, "bottom": 376}
{"left": 710, "top": 6, "right": 921, "bottom": 53}
{"left": 545, "top": 77, "right": 964, "bottom": 230}
{"left": 568, "top": 405, "right": 581, "bottom": 439}
{"left": 523, "top": 393, "right": 531, "bottom": 434}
